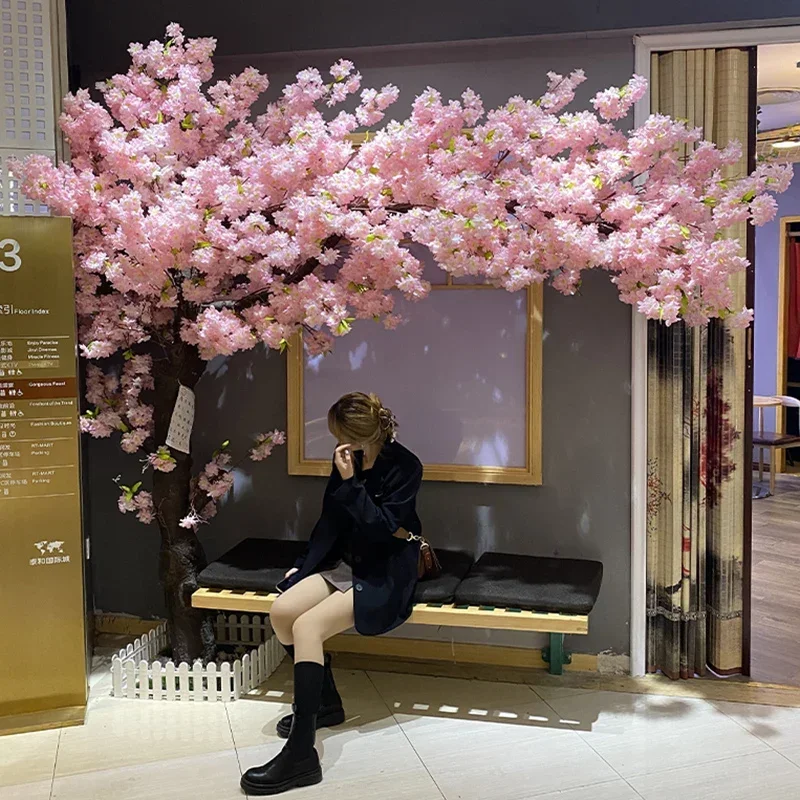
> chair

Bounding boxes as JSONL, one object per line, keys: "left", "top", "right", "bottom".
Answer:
{"left": 754, "top": 395, "right": 800, "bottom": 496}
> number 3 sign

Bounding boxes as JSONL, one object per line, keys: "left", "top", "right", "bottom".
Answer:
{"left": 0, "top": 238, "right": 21, "bottom": 272}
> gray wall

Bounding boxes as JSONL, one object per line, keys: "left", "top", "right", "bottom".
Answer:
{"left": 64, "top": 0, "right": 800, "bottom": 84}
{"left": 86, "top": 35, "right": 634, "bottom": 655}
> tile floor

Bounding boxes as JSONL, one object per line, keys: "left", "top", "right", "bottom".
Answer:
{"left": 3, "top": 648, "right": 800, "bottom": 800}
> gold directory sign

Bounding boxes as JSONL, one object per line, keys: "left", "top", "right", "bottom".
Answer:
{"left": 0, "top": 216, "right": 87, "bottom": 735}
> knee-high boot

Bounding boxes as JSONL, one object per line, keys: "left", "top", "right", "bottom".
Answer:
{"left": 240, "top": 661, "right": 324, "bottom": 795}
{"left": 276, "top": 652, "right": 344, "bottom": 738}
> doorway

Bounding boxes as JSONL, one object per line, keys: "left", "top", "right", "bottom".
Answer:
{"left": 632, "top": 27, "right": 800, "bottom": 682}
{"left": 751, "top": 45, "right": 800, "bottom": 685}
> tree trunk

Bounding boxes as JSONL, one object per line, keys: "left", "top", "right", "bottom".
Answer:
{"left": 151, "top": 340, "right": 215, "bottom": 663}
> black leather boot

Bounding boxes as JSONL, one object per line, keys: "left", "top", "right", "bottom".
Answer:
{"left": 241, "top": 662, "right": 324, "bottom": 795}
{"left": 276, "top": 653, "right": 344, "bottom": 739}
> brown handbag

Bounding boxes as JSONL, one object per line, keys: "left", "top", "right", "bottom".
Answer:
{"left": 395, "top": 528, "right": 442, "bottom": 580}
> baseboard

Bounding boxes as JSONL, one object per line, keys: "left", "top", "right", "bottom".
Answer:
{"left": 94, "top": 613, "right": 164, "bottom": 636}
{"left": 326, "top": 634, "right": 599, "bottom": 673}
{"left": 0, "top": 705, "right": 85, "bottom": 736}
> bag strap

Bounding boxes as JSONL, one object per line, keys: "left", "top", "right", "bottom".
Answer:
{"left": 393, "top": 527, "right": 427, "bottom": 545}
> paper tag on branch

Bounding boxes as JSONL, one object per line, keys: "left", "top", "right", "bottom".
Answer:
{"left": 165, "top": 385, "right": 195, "bottom": 454}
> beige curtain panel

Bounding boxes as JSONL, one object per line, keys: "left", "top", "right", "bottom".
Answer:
{"left": 647, "top": 49, "right": 751, "bottom": 679}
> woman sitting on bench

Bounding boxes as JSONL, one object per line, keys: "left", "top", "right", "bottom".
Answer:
{"left": 241, "top": 391, "right": 424, "bottom": 796}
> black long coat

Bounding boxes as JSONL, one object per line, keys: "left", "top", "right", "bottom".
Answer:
{"left": 283, "top": 440, "right": 423, "bottom": 636}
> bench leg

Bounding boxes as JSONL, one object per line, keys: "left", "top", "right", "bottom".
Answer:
{"left": 542, "top": 633, "right": 571, "bottom": 676}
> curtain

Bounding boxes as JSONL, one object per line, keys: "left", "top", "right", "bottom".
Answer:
{"left": 647, "top": 49, "right": 751, "bottom": 679}
{"left": 789, "top": 241, "right": 800, "bottom": 360}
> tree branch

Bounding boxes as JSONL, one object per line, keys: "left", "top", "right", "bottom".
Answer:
{"left": 232, "top": 234, "right": 343, "bottom": 311}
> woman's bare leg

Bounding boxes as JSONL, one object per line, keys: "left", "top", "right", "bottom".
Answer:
{"left": 270, "top": 574, "right": 333, "bottom": 647}
{"left": 292, "top": 589, "right": 355, "bottom": 665}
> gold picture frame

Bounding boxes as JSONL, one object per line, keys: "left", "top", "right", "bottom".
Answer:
{"left": 286, "top": 281, "right": 543, "bottom": 485}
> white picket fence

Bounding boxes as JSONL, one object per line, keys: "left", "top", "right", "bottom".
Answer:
{"left": 110, "top": 614, "right": 285, "bottom": 702}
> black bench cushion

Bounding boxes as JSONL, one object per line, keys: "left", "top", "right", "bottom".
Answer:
{"left": 198, "top": 538, "right": 308, "bottom": 593}
{"left": 454, "top": 552, "right": 603, "bottom": 615}
{"left": 413, "top": 548, "right": 474, "bottom": 604}
{"left": 198, "top": 537, "right": 474, "bottom": 604}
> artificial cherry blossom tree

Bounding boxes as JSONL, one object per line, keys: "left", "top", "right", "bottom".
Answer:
{"left": 15, "top": 24, "right": 790, "bottom": 662}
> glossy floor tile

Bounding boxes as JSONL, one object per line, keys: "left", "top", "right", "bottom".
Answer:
{"left": 629, "top": 750, "right": 800, "bottom": 800}
{"left": 0, "top": 780, "right": 53, "bottom": 800}
{"left": 7, "top": 657, "right": 800, "bottom": 800}
{"left": 712, "top": 700, "right": 800, "bottom": 752}
{"left": 55, "top": 695, "right": 236, "bottom": 776}
{"left": 368, "top": 672, "right": 617, "bottom": 799}
{"left": 0, "top": 727, "right": 59, "bottom": 787}
{"left": 531, "top": 781, "right": 643, "bottom": 800}
{"left": 51, "top": 749, "right": 243, "bottom": 800}
{"left": 546, "top": 691, "right": 769, "bottom": 778}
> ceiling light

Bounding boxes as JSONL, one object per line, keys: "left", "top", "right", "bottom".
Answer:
{"left": 772, "top": 138, "right": 800, "bottom": 149}
{"left": 758, "top": 87, "right": 800, "bottom": 105}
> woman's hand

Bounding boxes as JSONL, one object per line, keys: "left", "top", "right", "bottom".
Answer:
{"left": 334, "top": 444, "right": 355, "bottom": 480}
{"left": 284, "top": 567, "right": 298, "bottom": 580}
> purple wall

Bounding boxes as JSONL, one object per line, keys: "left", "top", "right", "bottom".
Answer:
{"left": 754, "top": 172, "right": 800, "bottom": 430}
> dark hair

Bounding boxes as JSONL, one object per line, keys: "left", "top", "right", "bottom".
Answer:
{"left": 328, "top": 392, "right": 398, "bottom": 446}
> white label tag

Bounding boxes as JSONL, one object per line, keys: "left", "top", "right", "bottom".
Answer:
{"left": 165, "top": 385, "right": 195, "bottom": 454}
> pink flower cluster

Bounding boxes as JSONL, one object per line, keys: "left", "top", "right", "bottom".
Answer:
{"left": 147, "top": 446, "right": 177, "bottom": 473}
{"left": 17, "top": 29, "right": 790, "bottom": 362}
{"left": 81, "top": 355, "right": 154, "bottom": 451}
{"left": 250, "top": 430, "right": 287, "bottom": 461}
{"left": 16, "top": 24, "right": 792, "bottom": 527}
{"left": 118, "top": 486, "right": 155, "bottom": 524}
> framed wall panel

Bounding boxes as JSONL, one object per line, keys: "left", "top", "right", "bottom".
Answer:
{"left": 287, "top": 279, "right": 542, "bottom": 485}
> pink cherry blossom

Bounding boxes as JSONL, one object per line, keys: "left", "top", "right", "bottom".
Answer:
{"left": 14, "top": 23, "right": 791, "bottom": 535}
{"left": 250, "top": 430, "right": 287, "bottom": 461}
{"left": 147, "top": 447, "right": 177, "bottom": 473}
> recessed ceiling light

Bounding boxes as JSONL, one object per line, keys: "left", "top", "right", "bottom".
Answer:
{"left": 772, "top": 138, "right": 800, "bottom": 149}
{"left": 758, "top": 87, "right": 800, "bottom": 105}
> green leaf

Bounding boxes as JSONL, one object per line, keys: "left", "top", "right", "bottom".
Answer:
{"left": 484, "top": 129, "right": 496, "bottom": 143}
{"left": 123, "top": 349, "right": 134, "bottom": 361}
{"left": 528, "top": 131, "right": 542, "bottom": 140}
{"left": 156, "top": 111, "right": 164, "bottom": 124}
{"left": 741, "top": 190, "right": 756, "bottom": 203}
{"left": 591, "top": 176, "right": 603, "bottom": 190}
{"left": 336, "top": 317, "right": 355, "bottom": 335}
{"left": 368, "top": 166, "right": 380, "bottom": 175}
{"left": 279, "top": 338, "right": 289, "bottom": 353}
{"left": 180, "top": 113, "right": 195, "bottom": 131}
{"left": 680, "top": 225, "right": 691, "bottom": 239}
{"left": 118, "top": 422, "right": 129, "bottom": 433}
{"left": 702, "top": 196, "right": 717, "bottom": 207}
{"left": 463, "top": 218, "right": 476, "bottom": 229}
{"left": 132, "top": 481, "right": 142, "bottom": 493}
{"left": 221, "top": 440, "right": 230, "bottom": 449}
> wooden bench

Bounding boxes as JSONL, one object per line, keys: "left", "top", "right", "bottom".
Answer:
{"left": 191, "top": 539, "right": 603, "bottom": 675}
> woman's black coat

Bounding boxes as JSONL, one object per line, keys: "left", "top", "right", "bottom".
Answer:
{"left": 283, "top": 440, "right": 423, "bottom": 636}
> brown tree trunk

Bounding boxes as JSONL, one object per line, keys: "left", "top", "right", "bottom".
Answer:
{"left": 151, "top": 340, "right": 215, "bottom": 663}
